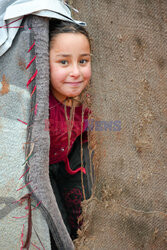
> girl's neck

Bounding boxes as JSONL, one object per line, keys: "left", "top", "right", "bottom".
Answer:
{"left": 50, "top": 88, "right": 81, "bottom": 107}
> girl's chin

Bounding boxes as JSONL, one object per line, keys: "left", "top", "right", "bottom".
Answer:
{"left": 65, "top": 91, "right": 82, "bottom": 98}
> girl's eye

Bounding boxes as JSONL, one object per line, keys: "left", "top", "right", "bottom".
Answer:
{"left": 80, "top": 59, "right": 87, "bottom": 64}
{"left": 60, "top": 60, "right": 68, "bottom": 65}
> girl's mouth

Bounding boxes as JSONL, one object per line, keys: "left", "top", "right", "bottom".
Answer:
{"left": 65, "top": 81, "right": 82, "bottom": 86}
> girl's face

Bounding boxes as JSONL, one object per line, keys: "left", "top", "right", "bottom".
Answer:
{"left": 50, "top": 33, "right": 91, "bottom": 104}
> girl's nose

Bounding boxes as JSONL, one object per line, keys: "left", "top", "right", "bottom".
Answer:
{"left": 70, "top": 64, "right": 80, "bottom": 77}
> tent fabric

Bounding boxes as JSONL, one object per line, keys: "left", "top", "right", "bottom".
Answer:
{"left": 0, "top": 0, "right": 85, "bottom": 57}
{"left": 72, "top": 0, "right": 167, "bottom": 249}
{"left": 0, "top": 16, "right": 51, "bottom": 250}
{"left": 0, "top": 14, "right": 78, "bottom": 249}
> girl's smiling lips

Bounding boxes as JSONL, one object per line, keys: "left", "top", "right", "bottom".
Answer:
{"left": 64, "top": 81, "right": 83, "bottom": 85}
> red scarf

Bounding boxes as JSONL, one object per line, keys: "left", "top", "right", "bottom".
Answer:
{"left": 49, "top": 91, "right": 90, "bottom": 175}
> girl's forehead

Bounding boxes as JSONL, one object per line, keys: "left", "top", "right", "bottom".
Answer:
{"left": 50, "top": 33, "right": 90, "bottom": 51}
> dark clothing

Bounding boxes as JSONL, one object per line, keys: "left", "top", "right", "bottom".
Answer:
{"left": 49, "top": 92, "right": 93, "bottom": 248}
{"left": 49, "top": 134, "right": 93, "bottom": 247}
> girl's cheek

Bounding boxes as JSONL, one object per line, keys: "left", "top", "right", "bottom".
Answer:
{"left": 54, "top": 68, "right": 69, "bottom": 82}
{"left": 57, "top": 68, "right": 69, "bottom": 78}
{"left": 84, "top": 67, "right": 92, "bottom": 80}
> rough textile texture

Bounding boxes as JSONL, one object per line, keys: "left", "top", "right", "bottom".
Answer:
{"left": 25, "top": 16, "right": 75, "bottom": 249}
{"left": 0, "top": 17, "right": 50, "bottom": 249}
{"left": 72, "top": 0, "right": 167, "bottom": 249}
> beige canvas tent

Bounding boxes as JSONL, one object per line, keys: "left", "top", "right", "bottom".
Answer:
{"left": 72, "top": 0, "right": 167, "bottom": 249}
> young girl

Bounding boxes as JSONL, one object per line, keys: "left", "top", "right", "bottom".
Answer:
{"left": 49, "top": 20, "right": 93, "bottom": 246}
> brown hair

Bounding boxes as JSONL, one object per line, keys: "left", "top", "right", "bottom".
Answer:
{"left": 49, "top": 19, "right": 91, "bottom": 49}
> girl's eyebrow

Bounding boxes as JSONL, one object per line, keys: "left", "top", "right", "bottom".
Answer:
{"left": 81, "top": 53, "right": 91, "bottom": 57}
{"left": 56, "top": 54, "right": 70, "bottom": 57}
{"left": 56, "top": 53, "right": 91, "bottom": 57}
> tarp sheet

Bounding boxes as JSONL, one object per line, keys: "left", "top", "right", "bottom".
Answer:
{"left": 0, "top": 0, "right": 85, "bottom": 56}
